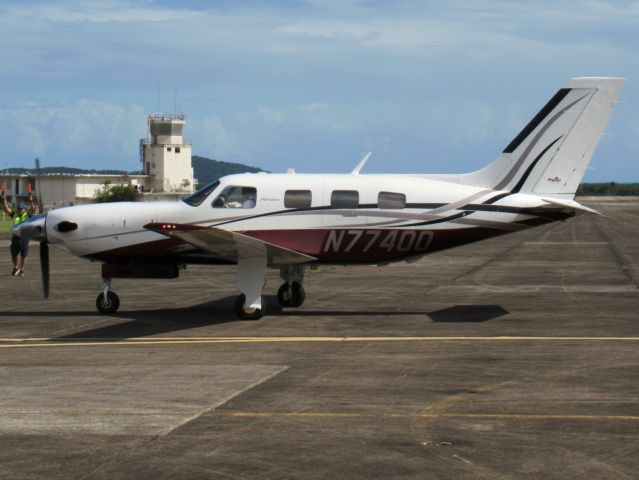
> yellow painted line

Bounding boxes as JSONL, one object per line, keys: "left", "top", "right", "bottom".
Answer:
{"left": 2, "top": 336, "right": 639, "bottom": 349}
{"left": 213, "top": 411, "right": 639, "bottom": 421}
{"left": 0, "top": 412, "right": 185, "bottom": 416}
{"left": 2, "top": 410, "right": 636, "bottom": 421}
{"left": 0, "top": 338, "right": 51, "bottom": 342}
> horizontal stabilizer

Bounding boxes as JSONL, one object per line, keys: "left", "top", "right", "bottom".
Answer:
{"left": 539, "top": 197, "right": 600, "bottom": 215}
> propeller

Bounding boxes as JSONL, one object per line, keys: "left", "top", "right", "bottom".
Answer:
{"left": 40, "top": 241, "right": 50, "bottom": 299}
{"left": 13, "top": 214, "right": 81, "bottom": 299}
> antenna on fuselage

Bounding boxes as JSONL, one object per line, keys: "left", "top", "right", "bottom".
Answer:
{"left": 351, "top": 152, "right": 371, "bottom": 175}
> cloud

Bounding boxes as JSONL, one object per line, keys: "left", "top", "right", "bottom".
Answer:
{"left": 258, "top": 107, "right": 285, "bottom": 126}
{"left": 0, "top": 100, "right": 147, "bottom": 169}
{"left": 0, "top": 0, "right": 199, "bottom": 24}
{"left": 278, "top": 21, "right": 377, "bottom": 42}
{"left": 0, "top": 0, "right": 636, "bottom": 179}
{"left": 190, "top": 115, "right": 242, "bottom": 160}
{"left": 256, "top": 103, "right": 357, "bottom": 133}
{"left": 219, "top": 98, "right": 523, "bottom": 173}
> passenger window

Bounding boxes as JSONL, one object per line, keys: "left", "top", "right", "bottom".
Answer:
{"left": 378, "top": 191, "right": 406, "bottom": 209}
{"left": 331, "top": 190, "right": 359, "bottom": 209}
{"left": 284, "top": 190, "right": 312, "bottom": 208}
{"left": 212, "top": 186, "right": 257, "bottom": 208}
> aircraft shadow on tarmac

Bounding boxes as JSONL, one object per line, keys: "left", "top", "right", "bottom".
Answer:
{"left": 427, "top": 305, "right": 509, "bottom": 323}
{"left": 0, "top": 298, "right": 509, "bottom": 340}
{"left": 280, "top": 304, "right": 509, "bottom": 322}
{"left": 56, "top": 295, "right": 267, "bottom": 340}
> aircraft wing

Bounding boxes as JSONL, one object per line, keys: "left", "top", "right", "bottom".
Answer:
{"left": 144, "top": 223, "right": 316, "bottom": 266}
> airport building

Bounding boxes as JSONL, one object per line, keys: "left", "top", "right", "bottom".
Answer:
{"left": 0, "top": 114, "right": 196, "bottom": 210}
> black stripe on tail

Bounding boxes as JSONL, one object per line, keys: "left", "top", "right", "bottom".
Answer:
{"left": 503, "top": 88, "right": 571, "bottom": 154}
{"left": 510, "top": 136, "right": 562, "bottom": 193}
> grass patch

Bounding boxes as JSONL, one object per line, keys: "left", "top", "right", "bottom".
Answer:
{"left": 0, "top": 216, "right": 12, "bottom": 234}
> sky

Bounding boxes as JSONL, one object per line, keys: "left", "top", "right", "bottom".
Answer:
{"left": 0, "top": 0, "right": 638, "bottom": 181}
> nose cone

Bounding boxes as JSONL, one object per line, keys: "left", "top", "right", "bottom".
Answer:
{"left": 44, "top": 207, "right": 86, "bottom": 254}
{"left": 12, "top": 213, "right": 47, "bottom": 242}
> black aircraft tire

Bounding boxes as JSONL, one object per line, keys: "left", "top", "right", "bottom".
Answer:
{"left": 277, "top": 282, "right": 305, "bottom": 308}
{"left": 235, "top": 294, "right": 265, "bottom": 320}
{"left": 96, "top": 291, "right": 120, "bottom": 314}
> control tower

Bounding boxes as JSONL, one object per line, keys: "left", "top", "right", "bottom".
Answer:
{"left": 140, "top": 114, "right": 195, "bottom": 193}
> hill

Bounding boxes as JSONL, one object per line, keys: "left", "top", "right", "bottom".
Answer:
{"left": 191, "top": 156, "right": 265, "bottom": 186}
{"left": 0, "top": 156, "right": 266, "bottom": 187}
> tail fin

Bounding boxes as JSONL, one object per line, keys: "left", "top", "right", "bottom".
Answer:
{"left": 456, "top": 77, "right": 625, "bottom": 199}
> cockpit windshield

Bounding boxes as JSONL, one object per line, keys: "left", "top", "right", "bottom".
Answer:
{"left": 182, "top": 180, "right": 220, "bottom": 206}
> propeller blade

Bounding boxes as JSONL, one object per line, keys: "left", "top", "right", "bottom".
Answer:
{"left": 40, "top": 241, "right": 50, "bottom": 299}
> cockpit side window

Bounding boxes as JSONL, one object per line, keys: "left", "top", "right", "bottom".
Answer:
{"left": 212, "top": 186, "right": 257, "bottom": 209}
{"left": 182, "top": 180, "right": 220, "bottom": 206}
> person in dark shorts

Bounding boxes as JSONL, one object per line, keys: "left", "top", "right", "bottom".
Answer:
{"left": 2, "top": 194, "right": 35, "bottom": 276}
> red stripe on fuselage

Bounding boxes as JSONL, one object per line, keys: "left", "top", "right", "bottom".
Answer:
{"left": 85, "top": 225, "right": 534, "bottom": 265}
{"left": 243, "top": 227, "right": 512, "bottom": 263}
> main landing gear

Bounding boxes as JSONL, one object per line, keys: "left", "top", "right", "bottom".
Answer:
{"left": 234, "top": 294, "right": 266, "bottom": 320}
{"left": 234, "top": 252, "right": 268, "bottom": 320}
{"left": 277, "top": 265, "right": 306, "bottom": 308}
{"left": 234, "top": 263, "right": 307, "bottom": 320}
{"left": 96, "top": 278, "right": 120, "bottom": 314}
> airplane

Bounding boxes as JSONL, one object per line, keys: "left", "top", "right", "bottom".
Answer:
{"left": 13, "top": 77, "right": 625, "bottom": 320}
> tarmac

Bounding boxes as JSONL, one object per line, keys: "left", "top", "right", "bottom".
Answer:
{"left": 0, "top": 198, "right": 638, "bottom": 479}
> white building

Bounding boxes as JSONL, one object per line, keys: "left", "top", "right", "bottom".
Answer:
{"left": 141, "top": 113, "right": 194, "bottom": 194}
{"left": 0, "top": 113, "right": 196, "bottom": 210}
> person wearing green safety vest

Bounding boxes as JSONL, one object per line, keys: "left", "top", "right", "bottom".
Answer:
{"left": 2, "top": 193, "right": 36, "bottom": 276}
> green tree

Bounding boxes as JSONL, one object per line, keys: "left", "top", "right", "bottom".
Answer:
{"left": 95, "top": 180, "right": 141, "bottom": 203}
{"left": 577, "top": 182, "right": 639, "bottom": 196}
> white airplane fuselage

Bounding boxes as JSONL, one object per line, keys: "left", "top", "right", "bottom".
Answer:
{"left": 44, "top": 173, "right": 562, "bottom": 265}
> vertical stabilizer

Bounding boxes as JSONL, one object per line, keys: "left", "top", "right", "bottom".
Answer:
{"left": 436, "top": 78, "right": 625, "bottom": 199}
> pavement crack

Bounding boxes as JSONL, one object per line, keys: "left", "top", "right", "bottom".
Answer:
{"left": 592, "top": 215, "right": 639, "bottom": 290}
{"left": 160, "top": 366, "right": 288, "bottom": 437}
